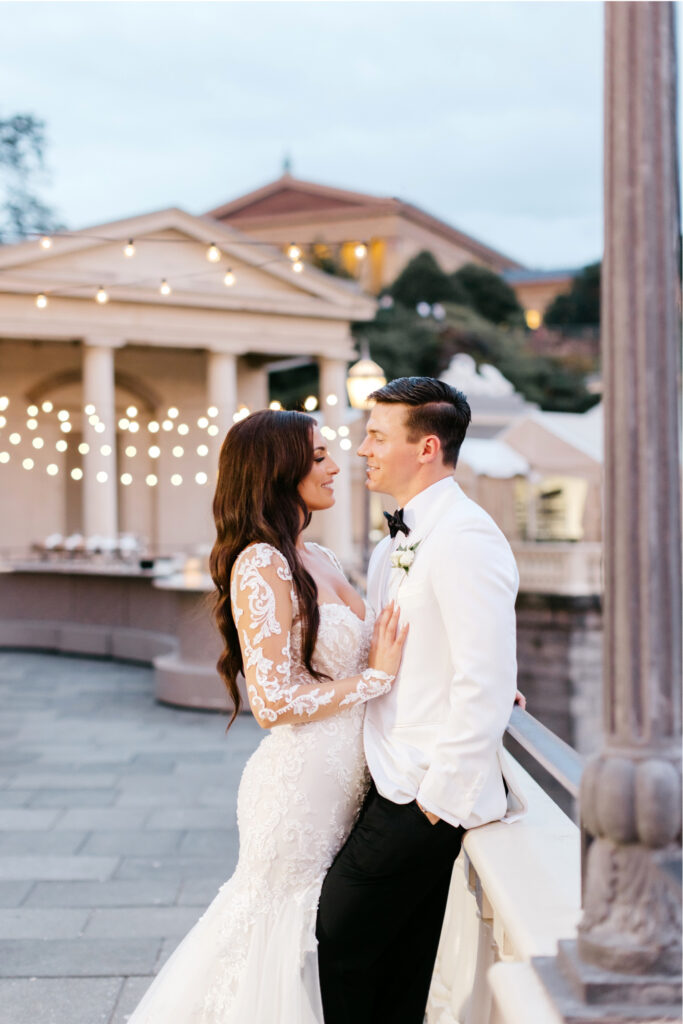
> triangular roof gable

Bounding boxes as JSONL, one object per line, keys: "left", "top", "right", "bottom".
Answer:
{"left": 0, "top": 207, "right": 374, "bottom": 314}
{"left": 206, "top": 173, "right": 395, "bottom": 222}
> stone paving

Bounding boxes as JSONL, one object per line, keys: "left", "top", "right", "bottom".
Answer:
{"left": 0, "top": 650, "right": 263, "bottom": 1024}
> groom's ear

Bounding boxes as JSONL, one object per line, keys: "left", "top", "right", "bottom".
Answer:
{"left": 417, "top": 434, "right": 442, "bottom": 464}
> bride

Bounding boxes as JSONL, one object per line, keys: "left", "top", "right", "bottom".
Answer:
{"left": 128, "top": 408, "right": 408, "bottom": 1024}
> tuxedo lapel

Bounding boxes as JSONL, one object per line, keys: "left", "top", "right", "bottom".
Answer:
{"left": 386, "top": 481, "right": 463, "bottom": 602}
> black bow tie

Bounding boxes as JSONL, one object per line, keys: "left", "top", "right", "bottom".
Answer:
{"left": 384, "top": 508, "right": 410, "bottom": 539}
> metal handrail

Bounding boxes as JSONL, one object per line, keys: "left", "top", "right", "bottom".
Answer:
{"left": 506, "top": 705, "right": 584, "bottom": 799}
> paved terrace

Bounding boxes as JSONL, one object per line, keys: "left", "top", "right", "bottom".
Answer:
{"left": 0, "top": 651, "right": 263, "bottom": 1024}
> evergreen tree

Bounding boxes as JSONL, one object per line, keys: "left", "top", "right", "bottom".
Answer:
{"left": 450, "top": 262, "right": 524, "bottom": 325}
{"left": 0, "top": 114, "right": 62, "bottom": 242}
{"left": 544, "top": 262, "right": 601, "bottom": 328}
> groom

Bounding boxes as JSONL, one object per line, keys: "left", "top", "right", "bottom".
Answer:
{"left": 316, "top": 376, "right": 525, "bottom": 1024}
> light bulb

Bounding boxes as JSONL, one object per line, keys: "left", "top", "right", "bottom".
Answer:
{"left": 88, "top": 414, "right": 99, "bottom": 425}
{"left": 84, "top": 404, "right": 96, "bottom": 415}
{"left": 125, "top": 445, "right": 137, "bottom": 458}
{"left": 207, "top": 406, "right": 218, "bottom": 418}
{"left": 304, "top": 395, "right": 318, "bottom": 411}
{"left": 96, "top": 286, "right": 109, "bottom": 304}
{"left": 9, "top": 433, "right": 21, "bottom": 445}
{"left": 78, "top": 443, "right": 89, "bottom": 455}
{"left": 325, "top": 394, "right": 338, "bottom": 406}
{"left": 223, "top": 269, "right": 235, "bottom": 287}
{"left": 195, "top": 471, "right": 208, "bottom": 485}
{"left": 0, "top": 397, "right": 8, "bottom": 411}
{"left": 146, "top": 474, "right": 158, "bottom": 487}
{"left": 60, "top": 422, "right": 71, "bottom": 433}
{"left": 0, "top": 452, "right": 9, "bottom": 464}
{"left": 148, "top": 421, "right": 160, "bottom": 433}
{"left": 167, "top": 407, "right": 179, "bottom": 419}
{"left": 338, "top": 425, "right": 350, "bottom": 437}
{"left": 287, "top": 243, "right": 301, "bottom": 261}
{"left": 207, "top": 424, "right": 220, "bottom": 436}
{"left": 36, "top": 293, "right": 48, "bottom": 309}
{"left": 340, "top": 438, "right": 352, "bottom": 451}
{"left": 40, "top": 236, "right": 52, "bottom": 249}
{"left": 47, "top": 463, "right": 59, "bottom": 476}
{"left": 148, "top": 445, "right": 160, "bottom": 459}
{"left": 42, "top": 400, "right": 54, "bottom": 413}
{"left": 162, "top": 419, "right": 173, "bottom": 431}
{"left": 120, "top": 473, "right": 132, "bottom": 486}
{"left": 0, "top": 416, "right": 5, "bottom": 428}
{"left": 124, "top": 239, "right": 135, "bottom": 258}
{"left": 207, "top": 243, "right": 220, "bottom": 263}
{"left": 32, "top": 437, "right": 44, "bottom": 450}
{"left": 126, "top": 405, "right": 138, "bottom": 418}
{"left": 197, "top": 444, "right": 209, "bottom": 457}
{"left": 128, "top": 421, "right": 139, "bottom": 433}
{"left": 269, "top": 400, "right": 283, "bottom": 410}
{"left": 57, "top": 409, "right": 69, "bottom": 422}
{"left": 292, "top": 259, "right": 304, "bottom": 274}
{"left": 26, "top": 418, "right": 38, "bottom": 430}
{"left": 27, "top": 404, "right": 39, "bottom": 416}
{"left": 171, "top": 473, "right": 182, "bottom": 486}
{"left": 94, "top": 422, "right": 105, "bottom": 433}
{"left": 160, "top": 279, "right": 171, "bottom": 296}
{"left": 177, "top": 423, "right": 189, "bottom": 436}
{"left": 354, "top": 243, "right": 367, "bottom": 260}
{"left": 100, "top": 444, "right": 112, "bottom": 456}
{"left": 96, "top": 471, "right": 108, "bottom": 483}
{"left": 22, "top": 458, "right": 34, "bottom": 470}
{"left": 172, "top": 445, "right": 184, "bottom": 458}
{"left": 197, "top": 416, "right": 209, "bottom": 429}
{"left": 56, "top": 440, "right": 68, "bottom": 453}
{"left": 71, "top": 467, "right": 83, "bottom": 481}
{"left": 118, "top": 418, "right": 130, "bottom": 430}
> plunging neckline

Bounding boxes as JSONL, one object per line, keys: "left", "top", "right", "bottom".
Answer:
{"left": 319, "top": 600, "right": 367, "bottom": 625}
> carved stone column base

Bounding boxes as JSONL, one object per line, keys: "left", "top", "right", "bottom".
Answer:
{"left": 533, "top": 941, "right": 682, "bottom": 1023}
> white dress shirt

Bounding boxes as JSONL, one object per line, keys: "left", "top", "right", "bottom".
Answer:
{"left": 364, "top": 476, "right": 527, "bottom": 829}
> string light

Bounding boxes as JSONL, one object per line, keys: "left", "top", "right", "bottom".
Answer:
{"left": 146, "top": 473, "right": 158, "bottom": 487}
{"left": 100, "top": 444, "right": 112, "bottom": 456}
{"left": 118, "top": 418, "right": 130, "bottom": 430}
{"left": 197, "top": 416, "right": 209, "bottom": 429}
{"left": 0, "top": 398, "right": 8, "bottom": 411}
{"left": 22, "top": 458, "right": 34, "bottom": 470}
{"left": 42, "top": 400, "right": 54, "bottom": 413}
{"left": 171, "top": 473, "right": 182, "bottom": 486}
{"left": 56, "top": 440, "right": 68, "bottom": 452}
{"left": 177, "top": 423, "right": 189, "bottom": 436}
{"left": 207, "top": 424, "right": 220, "bottom": 435}
{"left": 325, "top": 394, "right": 338, "bottom": 406}
{"left": 124, "top": 239, "right": 135, "bottom": 258}
{"left": 32, "top": 437, "right": 44, "bottom": 450}
{"left": 223, "top": 269, "right": 235, "bottom": 287}
{"left": 160, "top": 279, "right": 171, "bottom": 296}
{"left": 195, "top": 471, "right": 208, "bottom": 485}
{"left": 172, "top": 445, "right": 184, "bottom": 458}
{"left": 340, "top": 438, "right": 352, "bottom": 451}
{"left": 96, "top": 471, "right": 108, "bottom": 483}
{"left": 36, "top": 294, "right": 48, "bottom": 309}
{"left": 9, "top": 433, "right": 21, "bottom": 445}
{"left": 84, "top": 404, "right": 96, "bottom": 415}
{"left": 96, "top": 286, "right": 109, "bottom": 304}
{"left": 0, "top": 416, "right": 5, "bottom": 428}
{"left": 71, "top": 468, "right": 83, "bottom": 481}
{"left": 197, "top": 444, "right": 209, "bottom": 457}
{"left": 47, "top": 463, "right": 59, "bottom": 476}
{"left": 168, "top": 407, "right": 179, "bottom": 419}
{"left": 148, "top": 421, "right": 160, "bottom": 433}
{"left": 304, "top": 396, "right": 318, "bottom": 411}
{"left": 321, "top": 426, "right": 337, "bottom": 441}
{"left": 120, "top": 473, "right": 133, "bottom": 486}
{"left": 162, "top": 419, "right": 173, "bottom": 431}
{"left": 207, "top": 243, "right": 220, "bottom": 263}
{"left": 292, "top": 259, "right": 304, "bottom": 274}
{"left": 94, "top": 422, "right": 105, "bottom": 433}
{"left": 148, "top": 445, "right": 160, "bottom": 459}
{"left": 128, "top": 421, "right": 139, "bottom": 434}
{"left": 207, "top": 406, "right": 218, "bottom": 417}
{"left": 287, "top": 243, "right": 301, "bottom": 262}
{"left": 126, "top": 405, "right": 138, "bottom": 418}
{"left": 78, "top": 443, "right": 89, "bottom": 454}
{"left": 40, "top": 236, "right": 52, "bottom": 249}
{"left": 27, "top": 404, "right": 39, "bottom": 416}
{"left": 0, "top": 452, "right": 9, "bottom": 464}
{"left": 269, "top": 400, "right": 282, "bottom": 410}
{"left": 125, "top": 445, "right": 137, "bottom": 458}
{"left": 57, "top": 410, "right": 70, "bottom": 422}
{"left": 354, "top": 243, "right": 368, "bottom": 260}
{"left": 26, "top": 419, "right": 38, "bottom": 430}
{"left": 60, "top": 422, "right": 72, "bottom": 433}
{"left": 338, "top": 425, "right": 350, "bottom": 437}
{"left": 88, "top": 414, "right": 99, "bottom": 425}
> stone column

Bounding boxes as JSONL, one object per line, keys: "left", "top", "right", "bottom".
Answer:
{"left": 319, "top": 356, "right": 354, "bottom": 567}
{"left": 207, "top": 350, "right": 238, "bottom": 441}
{"left": 236, "top": 358, "right": 269, "bottom": 412}
{"left": 535, "top": 3, "right": 681, "bottom": 1016}
{"left": 82, "top": 340, "right": 120, "bottom": 539}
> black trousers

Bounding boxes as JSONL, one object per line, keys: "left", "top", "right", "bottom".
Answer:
{"left": 316, "top": 781, "right": 464, "bottom": 1024}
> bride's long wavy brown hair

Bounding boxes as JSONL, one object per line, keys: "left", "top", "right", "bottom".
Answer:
{"left": 210, "top": 409, "right": 328, "bottom": 725}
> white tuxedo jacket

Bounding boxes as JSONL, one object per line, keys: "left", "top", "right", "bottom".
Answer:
{"left": 364, "top": 477, "right": 527, "bottom": 830}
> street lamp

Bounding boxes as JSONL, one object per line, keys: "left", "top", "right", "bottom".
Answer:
{"left": 346, "top": 345, "right": 386, "bottom": 568}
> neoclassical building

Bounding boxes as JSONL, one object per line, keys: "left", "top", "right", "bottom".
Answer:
{"left": 0, "top": 207, "right": 374, "bottom": 563}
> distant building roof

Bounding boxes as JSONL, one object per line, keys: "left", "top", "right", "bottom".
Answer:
{"left": 503, "top": 267, "right": 578, "bottom": 285}
{"left": 206, "top": 173, "right": 524, "bottom": 274}
{"left": 459, "top": 438, "right": 530, "bottom": 478}
{"left": 531, "top": 404, "right": 603, "bottom": 462}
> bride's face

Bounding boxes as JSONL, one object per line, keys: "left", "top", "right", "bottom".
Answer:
{"left": 297, "top": 427, "right": 340, "bottom": 512}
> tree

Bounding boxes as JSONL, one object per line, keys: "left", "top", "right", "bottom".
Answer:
{"left": 450, "top": 262, "right": 524, "bottom": 326}
{"left": 544, "top": 262, "right": 601, "bottom": 328}
{"left": 352, "top": 303, "right": 442, "bottom": 383}
{"left": 0, "top": 114, "right": 62, "bottom": 243}
{"left": 387, "top": 250, "right": 466, "bottom": 308}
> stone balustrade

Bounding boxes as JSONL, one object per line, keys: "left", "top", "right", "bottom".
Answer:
{"left": 513, "top": 542, "right": 602, "bottom": 597}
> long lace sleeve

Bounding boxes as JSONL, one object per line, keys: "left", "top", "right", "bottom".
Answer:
{"left": 231, "top": 543, "right": 393, "bottom": 728}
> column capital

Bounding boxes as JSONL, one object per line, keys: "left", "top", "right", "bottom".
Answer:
{"left": 82, "top": 336, "right": 126, "bottom": 350}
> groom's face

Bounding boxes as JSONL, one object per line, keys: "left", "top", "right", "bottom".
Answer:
{"left": 357, "top": 402, "right": 422, "bottom": 499}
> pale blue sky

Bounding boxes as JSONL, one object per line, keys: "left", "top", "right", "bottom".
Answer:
{"left": 0, "top": 2, "right": 678, "bottom": 269}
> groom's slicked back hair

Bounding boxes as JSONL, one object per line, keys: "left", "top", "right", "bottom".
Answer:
{"left": 368, "top": 377, "right": 471, "bottom": 468}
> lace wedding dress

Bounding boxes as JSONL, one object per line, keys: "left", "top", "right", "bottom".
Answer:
{"left": 129, "top": 542, "right": 389, "bottom": 1024}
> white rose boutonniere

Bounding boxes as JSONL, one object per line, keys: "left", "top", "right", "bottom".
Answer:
{"left": 390, "top": 540, "right": 420, "bottom": 575}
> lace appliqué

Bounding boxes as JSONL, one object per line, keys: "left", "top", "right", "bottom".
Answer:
{"left": 339, "top": 668, "right": 393, "bottom": 706}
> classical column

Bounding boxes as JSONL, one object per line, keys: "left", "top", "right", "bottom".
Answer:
{"left": 535, "top": 4, "right": 681, "bottom": 1016}
{"left": 82, "top": 340, "right": 120, "bottom": 539}
{"left": 319, "top": 356, "right": 354, "bottom": 567}
{"left": 207, "top": 350, "right": 238, "bottom": 441}
{"left": 236, "top": 358, "right": 269, "bottom": 413}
